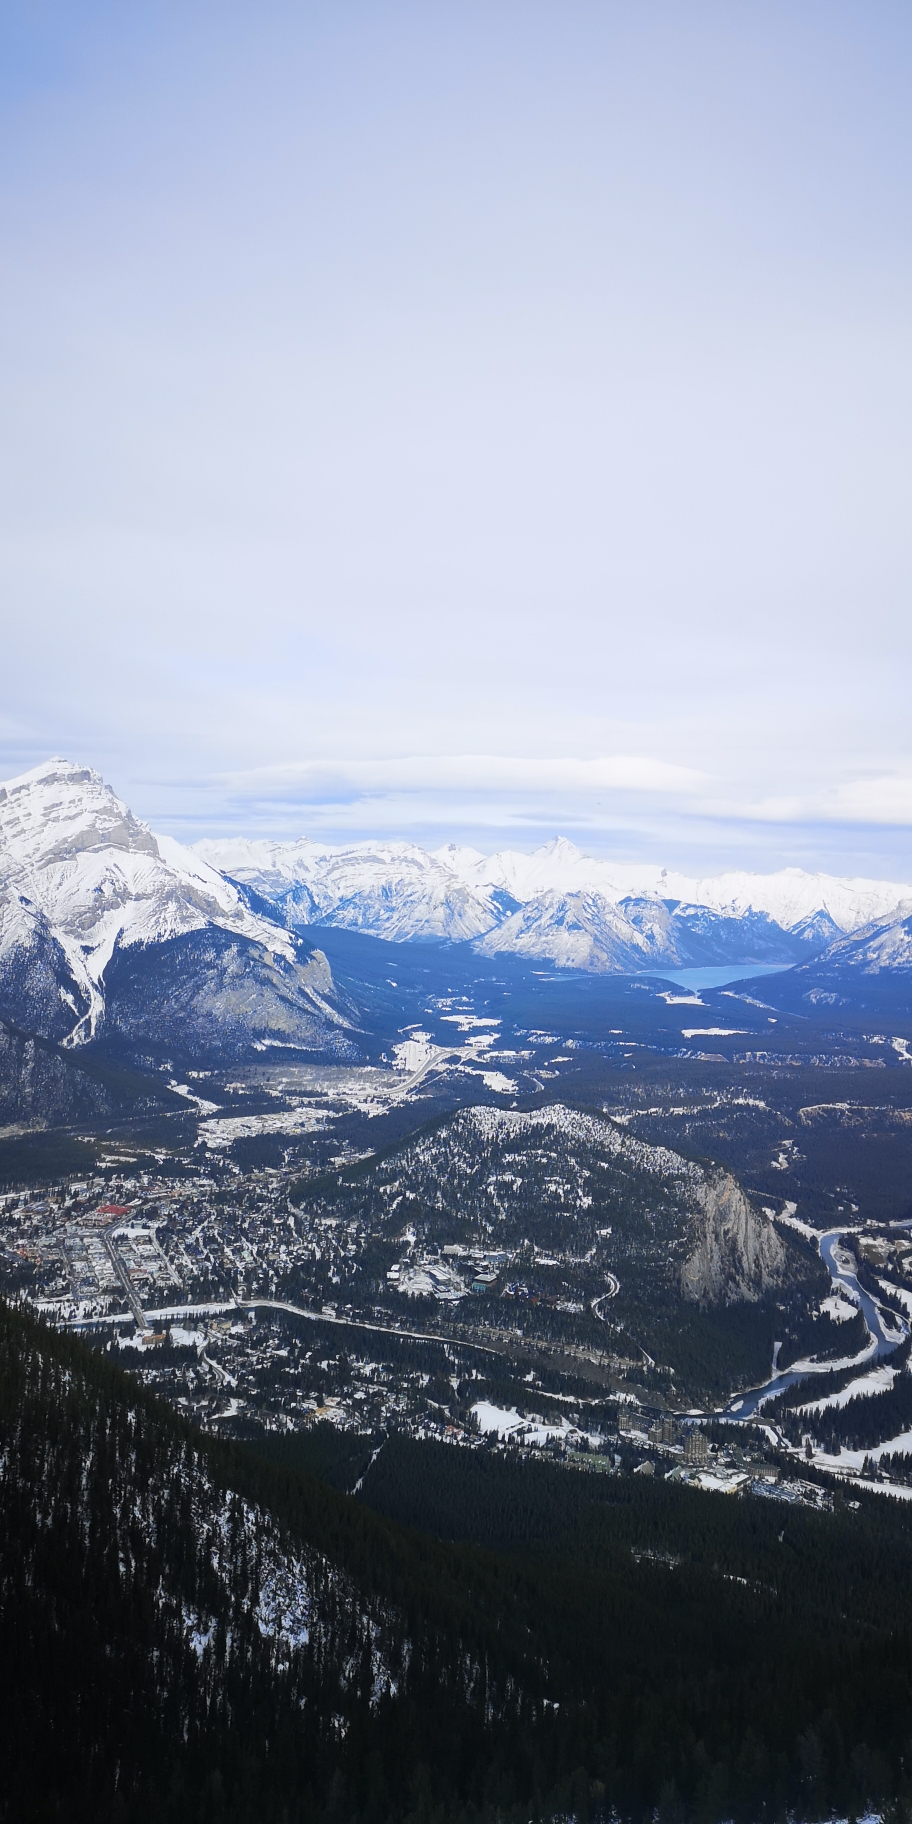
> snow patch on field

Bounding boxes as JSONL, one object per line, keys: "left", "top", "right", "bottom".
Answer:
{"left": 393, "top": 1035, "right": 437, "bottom": 1072}
{"left": 472, "top": 1400, "right": 570, "bottom": 1447}
{"left": 169, "top": 1326, "right": 207, "bottom": 1351}
{"left": 439, "top": 1014, "right": 501, "bottom": 1032}
{"left": 820, "top": 1294, "right": 858, "bottom": 1323}
{"left": 681, "top": 1027, "right": 748, "bottom": 1039}
{"left": 813, "top": 1429, "right": 912, "bottom": 1475}
{"left": 796, "top": 1363, "right": 897, "bottom": 1414}
{"left": 477, "top": 1071, "right": 516, "bottom": 1094}
{"left": 199, "top": 1107, "right": 327, "bottom": 1147}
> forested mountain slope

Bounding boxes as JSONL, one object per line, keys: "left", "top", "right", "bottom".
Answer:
{"left": 0, "top": 1299, "right": 559, "bottom": 1824}
{"left": 7, "top": 1299, "right": 912, "bottom": 1822}
{"left": 303, "top": 1102, "right": 798, "bottom": 1396}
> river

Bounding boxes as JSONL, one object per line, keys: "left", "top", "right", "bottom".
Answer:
{"left": 719, "top": 1227, "right": 907, "bottom": 1421}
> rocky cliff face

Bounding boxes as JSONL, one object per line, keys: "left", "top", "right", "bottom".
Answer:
{"left": 681, "top": 1171, "right": 786, "bottom": 1305}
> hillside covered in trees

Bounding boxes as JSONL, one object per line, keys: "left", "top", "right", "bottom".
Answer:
{"left": 6, "top": 1299, "right": 912, "bottom": 1822}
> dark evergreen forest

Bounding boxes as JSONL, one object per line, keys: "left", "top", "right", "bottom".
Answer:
{"left": 6, "top": 1299, "right": 912, "bottom": 1823}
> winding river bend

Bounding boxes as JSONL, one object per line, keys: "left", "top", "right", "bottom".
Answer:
{"left": 719, "top": 1227, "right": 907, "bottom": 1422}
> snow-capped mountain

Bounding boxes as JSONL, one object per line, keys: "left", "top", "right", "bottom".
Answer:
{"left": 621, "top": 895, "right": 808, "bottom": 965}
{"left": 435, "top": 835, "right": 623, "bottom": 905}
{"left": 198, "top": 829, "right": 912, "bottom": 971}
{"left": 659, "top": 867, "right": 911, "bottom": 933}
{"left": 797, "top": 902, "right": 912, "bottom": 976}
{"left": 475, "top": 890, "right": 665, "bottom": 973}
{"left": 0, "top": 760, "right": 352, "bottom": 1052}
{"left": 196, "top": 834, "right": 504, "bottom": 942}
{"left": 475, "top": 890, "right": 806, "bottom": 973}
{"left": 438, "top": 840, "right": 912, "bottom": 934}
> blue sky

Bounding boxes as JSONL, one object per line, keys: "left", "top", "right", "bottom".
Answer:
{"left": 1, "top": 2, "right": 911, "bottom": 873}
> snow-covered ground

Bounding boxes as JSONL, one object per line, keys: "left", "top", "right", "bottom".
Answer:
{"left": 472, "top": 1399, "right": 595, "bottom": 1449}
{"left": 820, "top": 1293, "right": 858, "bottom": 1322}
{"left": 392, "top": 1034, "right": 438, "bottom": 1072}
{"left": 796, "top": 1363, "right": 898, "bottom": 1414}
{"left": 681, "top": 1026, "right": 749, "bottom": 1038}
{"left": 199, "top": 1107, "right": 328, "bottom": 1147}
{"left": 477, "top": 1070, "right": 517, "bottom": 1094}
{"left": 811, "top": 1429, "right": 912, "bottom": 1476}
{"left": 439, "top": 1013, "right": 502, "bottom": 1032}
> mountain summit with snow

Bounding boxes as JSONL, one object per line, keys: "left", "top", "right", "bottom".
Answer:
{"left": 0, "top": 760, "right": 352, "bottom": 1054}
{"left": 198, "top": 825, "right": 912, "bottom": 973}
{"left": 435, "top": 837, "right": 911, "bottom": 934}
{"left": 196, "top": 832, "right": 502, "bottom": 942}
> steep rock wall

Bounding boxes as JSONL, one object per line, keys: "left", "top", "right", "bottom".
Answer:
{"left": 681, "top": 1171, "right": 786, "bottom": 1305}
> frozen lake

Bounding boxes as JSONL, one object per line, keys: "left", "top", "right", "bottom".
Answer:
{"left": 640, "top": 962, "right": 794, "bottom": 991}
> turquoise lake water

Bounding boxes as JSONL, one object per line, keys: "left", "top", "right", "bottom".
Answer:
{"left": 639, "top": 962, "right": 794, "bottom": 991}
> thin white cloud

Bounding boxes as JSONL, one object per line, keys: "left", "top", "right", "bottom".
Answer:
{"left": 827, "top": 776, "right": 912, "bottom": 826}
{"left": 696, "top": 774, "right": 912, "bottom": 828}
{"left": 222, "top": 753, "right": 705, "bottom": 802}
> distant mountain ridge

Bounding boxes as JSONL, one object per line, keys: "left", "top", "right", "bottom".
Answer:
{"left": 201, "top": 829, "right": 911, "bottom": 938}
{"left": 474, "top": 889, "right": 812, "bottom": 973}
{"left": 4, "top": 760, "right": 912, "bottom": 1059}
{"left": 197, "top": 827, "right": 912, "bottom": 975}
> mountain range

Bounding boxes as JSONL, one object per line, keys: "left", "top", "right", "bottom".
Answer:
{"left": 202, "top": 813, "right": 912, "bottom": 975}
{"left": 202, "top": 827, "right": 908, "bottom": 935}
{"left": 2, "top": 758, "right": 912, "bottom": 1076}
{"left": 197, "top": 826, "right": 912, "bottom": 974}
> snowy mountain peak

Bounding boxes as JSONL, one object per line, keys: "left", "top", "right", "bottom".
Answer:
{"left": 0, "top": 758, "right": 160, "bottom": 868}
{"left": 193, "top": 826, "right": 912, "bottom": 974}
{"left": 200, "top": 833, "right": 502, "bottom": 944}
{"left": 0, "top": 759, "right": 302, "bottom": 1044}
{"left": 433, "top": 841, "right": 486, "bottom": 869}
{"left": 540, "top": 836, "right": 584, "bottom": 859}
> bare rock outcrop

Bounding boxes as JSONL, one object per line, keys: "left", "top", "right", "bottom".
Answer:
{"left": 681, "top": 1170, "right": 786, "bottom": 1305}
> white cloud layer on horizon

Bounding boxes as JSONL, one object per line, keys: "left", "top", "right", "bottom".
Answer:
{"left": 207, "top": 753, "right": 912, "bottom": 825}
{"left": 1, "top": 4, "right": 911, "bottom": 874}
{"left": 221, "top": 754, "right": 706, "bottom": 801}
{"left": 203, "top": 755, "right": 912, "bottom": 846}
{"left": 6, "top": 748, "right": 912, "bottom": 882}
